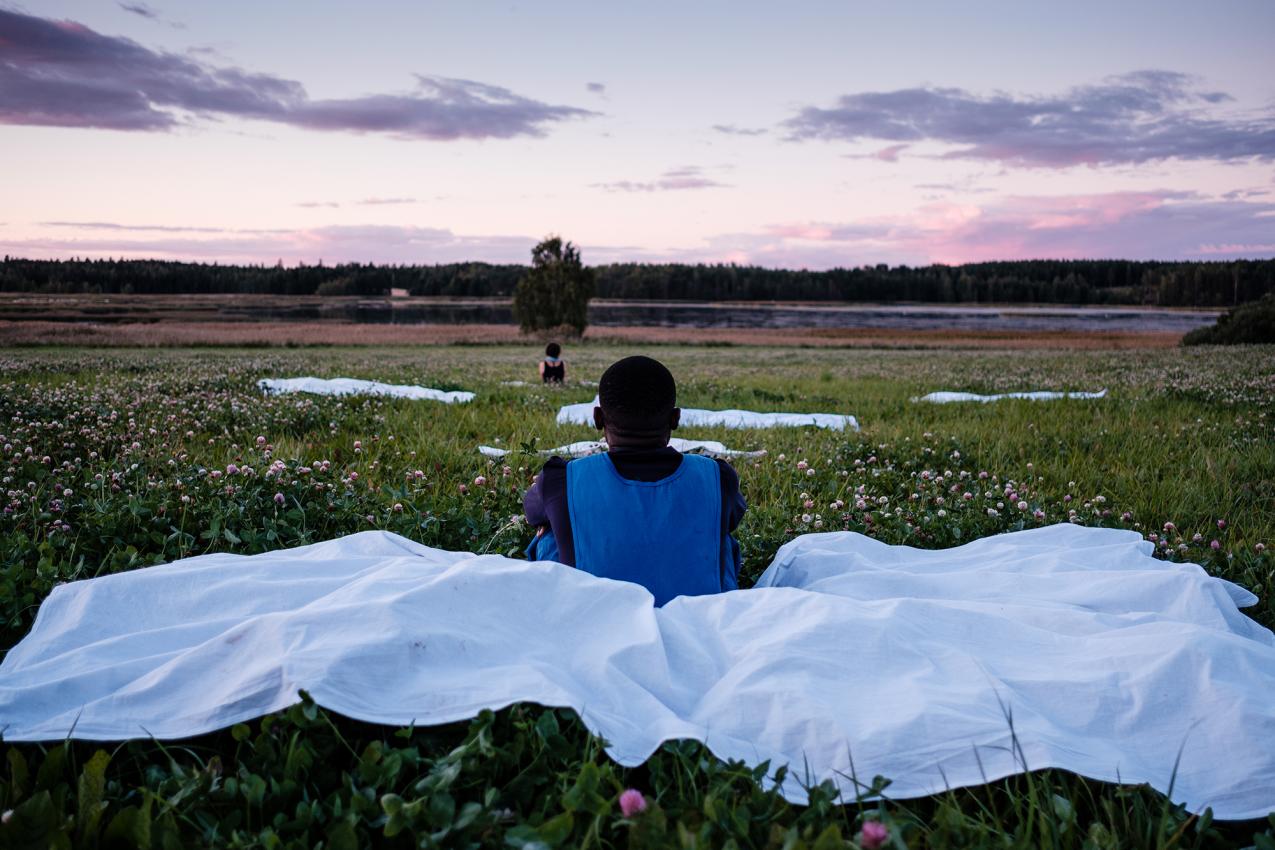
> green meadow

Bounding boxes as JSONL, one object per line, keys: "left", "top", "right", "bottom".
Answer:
{"left": 1, "top": 343, "right": 1273, "bottom": 848}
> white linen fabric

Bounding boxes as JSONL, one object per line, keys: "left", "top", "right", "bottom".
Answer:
{"left": 557, "top": 398, "right": 858, "bottom": 431}
{"left": 1, "top": 525, "right": 1272, "bottom": 819}
{"left": 477, "top": 438, "right": 765, "bottom": 459}
{"left": 501, "top": 380, "right": 594, "bottom": 388}
{"left": 259, "top": 377, "right": 474, "bottom": 404}
{"left": 916, "top": 389, "right": 1108, "bottom": 403}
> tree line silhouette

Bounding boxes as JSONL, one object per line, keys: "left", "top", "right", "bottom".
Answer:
{"left": 3, "top": 256, "right": 1272, "bottom": 307}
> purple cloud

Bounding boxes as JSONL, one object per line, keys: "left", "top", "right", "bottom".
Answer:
{"left": 586, "top": 82, "right": 606, "bottom": 95}
{"left": 39, "top": 220, "right": 288, "bottom": 234}
{"left": 842, "top": 143, "right": 910, "bottom": 162}
{"left": 295, "top": 197, "right": 421, "bottom": 209}
{"left": 41, "top": 220, "right": 231, "bottom": 233}
{"left": 0, "top": 9, "right": 595, "bottom": 138}
{"left": 589, "top": 192, "right": 1275, "bottom": 267}
{"left": 712, "top": 124, "right": 767, "bottom": 137}
{"left": 745, "top": 192, "right": 1275, "bottom": 265}
{"left": 11, "top": 194, "right": 1275, "bottom": 267}
{"left": 3, "top": 224, "right": 535, "bottom": 265}
{"left": 784, "top": 70, "right": 1275, "bottom": 167}
{"left": 594, "top": 166, "right": 730, "bottom": 193}
{"left": 118, "top": 3, "right": 159, "bottom": 21}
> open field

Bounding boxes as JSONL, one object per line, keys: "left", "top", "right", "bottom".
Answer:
{"left": 0, "top": 319, "right": 1186, "bottom": 350}
{"left": 2, "top": 344, "right": 1273, "bottom": 847}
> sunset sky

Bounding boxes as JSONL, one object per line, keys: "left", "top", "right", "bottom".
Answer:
{"left": 2, "top": 0, "right": 1274, "bottom": 268}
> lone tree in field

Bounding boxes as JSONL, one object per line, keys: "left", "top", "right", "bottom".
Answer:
{"left": 512, "top": 236, "right": 595, "bottom": 337}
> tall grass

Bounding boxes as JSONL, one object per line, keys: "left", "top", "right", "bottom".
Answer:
{"left": 1, "top": 343, "right": 1272, "bottom": 848}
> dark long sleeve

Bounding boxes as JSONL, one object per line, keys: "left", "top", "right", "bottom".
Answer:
{"left": 523, "top": 456, "right": 574, "bottom": 565}
{"left": 714, "top": 458, "right": 747, "bottom": 533}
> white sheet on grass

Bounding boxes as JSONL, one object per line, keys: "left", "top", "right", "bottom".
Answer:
{"left": 259, "top": 377, "right": 474, "bottom": 404}
{"left": 916, "top": 389, "right": 1108, "bottom": 403}
{"left": 2, "top": 524, "right": 1272, "bottom": 819}
{"left": 477, "top": 438, "right": 765, "bottom": 460}
{"left": 557, "top": 397, "right": 858, "bottom": 431}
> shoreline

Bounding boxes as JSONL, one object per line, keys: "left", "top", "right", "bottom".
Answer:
{"left": 0, "top": 320, "right": 1185, "bottom": 350}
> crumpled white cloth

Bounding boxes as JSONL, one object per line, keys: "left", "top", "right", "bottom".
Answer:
{"left": 916, "top": 389, "right": 1107, "bottom": 403}
{"left": 259, "top": 377, "right": 474, "bottom": 404}
{"left": 477, "top": 439, "right": 765, "bottom": 459}
{"left": 1, "top": 524, "right": 1271, "bottom": 818}
{"left": 557, "top": 398, "right": 858, "bottom": 431}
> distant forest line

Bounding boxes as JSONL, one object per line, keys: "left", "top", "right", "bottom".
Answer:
{"left": 3, "top": 257, "right": 1273, "bottom": 307}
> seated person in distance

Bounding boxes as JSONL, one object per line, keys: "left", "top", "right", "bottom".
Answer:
{"left": 540, "top": 342, "right": 566, "bottom": 384}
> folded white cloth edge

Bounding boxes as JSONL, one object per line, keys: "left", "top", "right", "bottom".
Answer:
{"left": 915, "top": 389, "right": 1108, "bottom": 403}
{"left": 557, "top": 397, "right": 859, "bottom": 431}
{"left": 259, "top": 377, "right": 475, "bottom": 404}
{"left": 478, "top": 438, "right": 765, "bottom": 459}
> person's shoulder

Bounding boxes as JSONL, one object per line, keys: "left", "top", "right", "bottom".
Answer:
{"left": 533, "top": 456, "right": 569, "bottom": 494}
{"left": 712, "top": 456, "right": 741, "bottom": 486}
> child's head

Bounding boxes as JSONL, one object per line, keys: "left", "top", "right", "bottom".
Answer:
{"left": 595, "top": 356, "right": 680, "bottom": 447}
{"left": 545, "top": 342, "right": 562, "bottom": 359}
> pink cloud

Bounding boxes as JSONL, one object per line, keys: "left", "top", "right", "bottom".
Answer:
{"left": 7, "top": 192, "right": 1274, "bottom": 268}
{"left": 684, "top": 191, "right": 1275, "bottom": 267}
{"left": 1196, "top": 242, "right": 1275, "bottom": 254}
{"left": 1, "top": 224, "right": 534, "bottom": 265}
{"left": 873, "top": 144, "right": 909, "bottom": 162}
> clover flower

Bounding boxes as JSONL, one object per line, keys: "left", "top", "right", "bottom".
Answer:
{"left": 618, "top": 788, "right": 647, "bottom": 817}
{"left": 858, "top": 820, "right": 888, "bottom": 849}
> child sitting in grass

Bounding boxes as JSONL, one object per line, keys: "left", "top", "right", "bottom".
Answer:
{"left": 523, "top": 355, "right": 746, "bottom": 605}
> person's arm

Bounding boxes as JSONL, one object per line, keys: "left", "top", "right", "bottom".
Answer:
{"left": 524, "top": 469, "right": 549, "bottom": 526}
{"left": 715, "top": 458, "right": 747, "bottom": 532}
{"left": 538, "top": 360, "right": 546, "bottom": 379}
{"left": 562, "top": 360, "right": 568, "bottom": 381}
{"left": 523, "top": 457, "right": 567, "bottom": 527}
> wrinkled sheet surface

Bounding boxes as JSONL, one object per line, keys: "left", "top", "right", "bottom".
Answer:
{"left": 2, "top": 525, "right": 1272, "bottom": 819}
{"left": 259, "top": 377, "right": 474, "bottom": 404}
{"left": 477, "top": 438, "right": 765, "bottom": 459}
{"left": 557, "top": 397, "right": 858, "bottom": 431}
{"left": 916, "top": 389, "right": 1107, "bottom": 403}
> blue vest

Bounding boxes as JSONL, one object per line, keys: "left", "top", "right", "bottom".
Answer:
{"left": 528, "top": 452, "right": 738, "bottom": 606}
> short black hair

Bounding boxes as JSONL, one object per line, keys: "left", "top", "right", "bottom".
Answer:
{"left": 599, "top": 356, "right": 676, "bottom": 428}
{"left": 545, "top": 342, "right": 561, "bottom": 358}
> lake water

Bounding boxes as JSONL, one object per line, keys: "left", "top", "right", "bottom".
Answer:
{"left": 8, "top": 294, "right": 1221, "bottom": 333}
{"left": 236, "top": 299, "right": 1220, "bottom": 334}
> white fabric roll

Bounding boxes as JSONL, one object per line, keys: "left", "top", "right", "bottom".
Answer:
{"left": 259, "top": 377, "right": 474, "bottom": 404}
{"left": 557, "top": 398, "right": 858, "bottom": 431}
{"left": 2, "top": 524, "right": 1271, "bottom": 819}
{"left": 916, "top": 389, "right": 1108, "bottom": 403}
{"left": 477, "top": 439, "right": 765, "bottom": 459}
